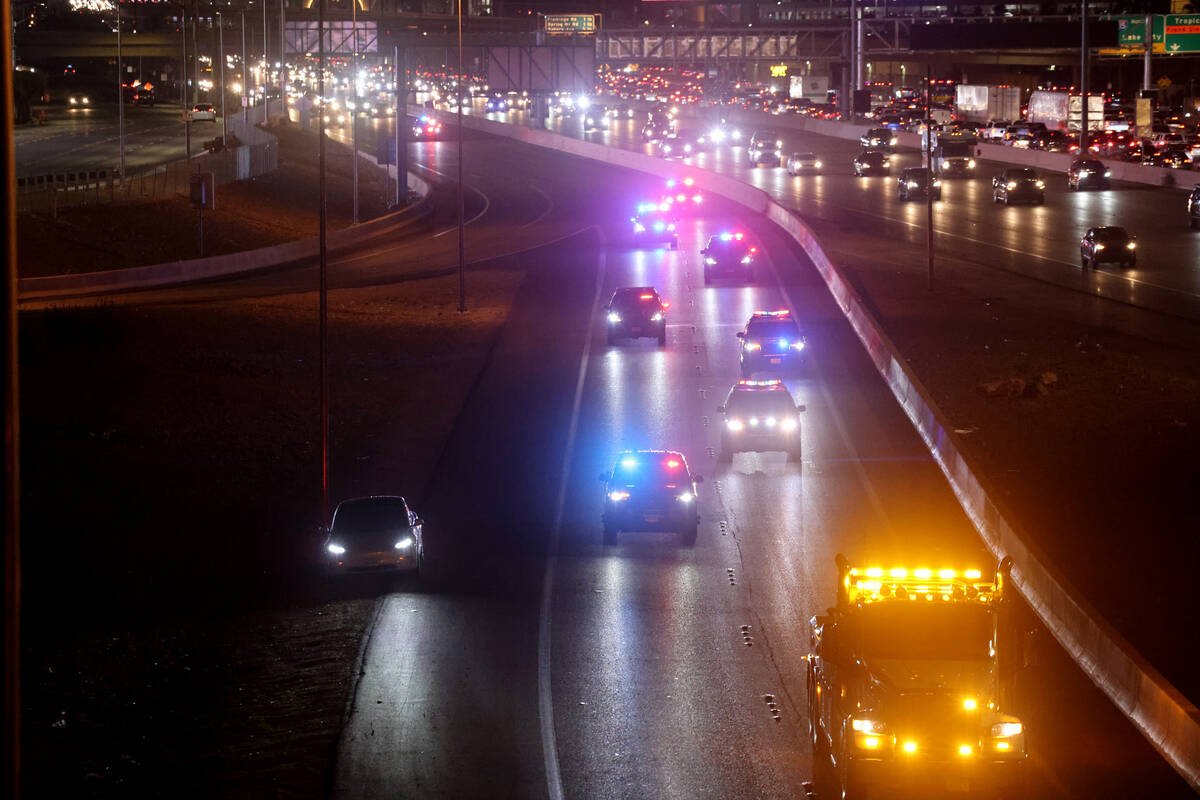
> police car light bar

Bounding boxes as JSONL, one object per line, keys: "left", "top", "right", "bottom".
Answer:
{"left": 753, "top": 309, "right": 791, "bottom": 317}
{"left": 737, "top": 379, "right": 783, "bottom": 387}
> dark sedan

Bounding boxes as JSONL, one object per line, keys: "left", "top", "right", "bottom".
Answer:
{"left": 1068, "top": 159, "right": 1111, "bottom": 191}
{"left": 992, "top": 168, "right": 1045, "bottom": 205}
{"left": 1080, "top": 226, "right": 1136, "bottom": 269}
{"left": 853, "top": 150, "right": 891, "bottom": 176}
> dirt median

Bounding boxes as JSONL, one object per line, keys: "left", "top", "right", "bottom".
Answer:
{"left": 19, "top": 268, "right": 523, "bottom": 797}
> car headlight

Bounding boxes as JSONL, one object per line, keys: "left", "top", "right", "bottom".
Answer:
{"left": 1104, "top": 169, "right": 1112, "bottom": 177}
{"left": 991, "top": 722, "right": 1022, "bottom": 737}
{"left": 968, "top": 159, "right": 976, "bottom": 167}
{"left": 775, "top": 139, "right": 782, "bottom": 146}
{"left": 791, "top": 340, "right": 806, "bottom": 351}
{"left": 394, "top": 536, "right": 414, "bottom": 550}
{"left": 774, "top": 149, "right": 781, "bottom": 156}
{"left": 764, "top": 416, "right": 778, "bottom": 428}
{"left": 1007, "top": 181, "right": 1017, "bottom": 190}
{"left": 852, "top": 718, "right": 887, "bottom": 734}
{"left": 608, "top": 490, "right": 630, "bottom": 502}
{"left": 744, "top": 342, "right": 762, "bottom": 351}
{"left": 1094, "top": 243, "right": 1106, "bottom": 250}
{"left": 651, "top": 312, "right": 664, "bottom": 321}
{"left": 890, "top": 137, "right": 898, "bottom": 145}
{"left": 726, "top": 419, "right": 744, "bottom": 432}
{"left": 684, "top": 144, "right": 692, "bottom": 152}
{"left": 705, "top": 256, "right": 717, "bottom": 265}
{"left": 907, "top": 181, "right": 918, "bottom": 188}
{"left": 780, "top": 417, "right": 798, "bottom": 431}
{"left": 933, "top": 179, "right": 942, "bottom": 187}
{"left": 882, "top": 160, "right": 890, "bottom": 166}
{"left": 676, "top": 492, "right": 694, "bottom": 503}
{"left": 814, "top": 161, "right": 822, "bottom": 168}
{"left": 1035, "top": 180, "right": 1045, "bottom": 188}
{"left": 607, "top": 312, "right": 621, "bottom": 323}
{"left": 732, "top": 129, "right": 742, "bottom": 140}
{"left": 1126, "top": 241, "right": 1136, "bottom": 250}
{"left": 326, "top": 543, "right": 346, "bottom": 555}
{"left": 740, "top": 256, "right": 753, "bottom": 264}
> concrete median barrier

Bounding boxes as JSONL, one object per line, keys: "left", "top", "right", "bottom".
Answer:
{"left": 430, "top": 107, "right": 1200, "bottom": 793}
{"left": 18, "top": 172, "right": 434, "bottom": 302}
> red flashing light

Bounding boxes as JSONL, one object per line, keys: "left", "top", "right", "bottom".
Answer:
{"left": 666, "top": 459, "right": 681, "bottom": 469}
{"left": 749, "top": 247, "right": 757, "bottom": 253}
{"left": 639, "top": 293, "right": 654, "bottom": 300}
{"left": 662, "top": 301, "right": 670, "bottom": 309}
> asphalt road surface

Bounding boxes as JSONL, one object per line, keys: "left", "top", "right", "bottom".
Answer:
{"left": 14, "top": 103, "right": 218, "bottom": 179}
{"left": 65, "top": 123, "right": 1194, "bottom": 798}
{"left": 320, "top": 138, "right": 1193, "bottom": 798}
{"left": 506, "top": 103, "right": 1200, "bottom": 323}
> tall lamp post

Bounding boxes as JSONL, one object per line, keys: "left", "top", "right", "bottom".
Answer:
{"left": 457, "top": 0, "right": 465, "bottom": 312}
{"left": 116, "top": 0, "right": 125, "bottom": 179}
{"left": 1080, "top": 0, "right": 1089, "bottom": 155}
{"left": 317, "top": 0, "right": 329, "bottom": 524}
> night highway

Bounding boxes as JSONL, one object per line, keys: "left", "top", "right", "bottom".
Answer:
{"left": 14, "top": 103, "right": 217, "bottom": 179}
{"left": 8, "top": 2, "right": 1200, "bottom": 798}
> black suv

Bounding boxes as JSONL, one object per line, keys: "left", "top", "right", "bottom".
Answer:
{"left": 748, "top": 129, "right": 785, "bottom": 166}
{"left": 861, "top": 127, "right": 897, "bottom": 150}
{"left": 701, "top": 232, "right": 756, "bottom": 285}
{"left": 992, "top": 168, "right": 1045, "bottom": 205}
{"left": 1068, "top": 159, "right": 1111, "bottom": 191}
{"left": 897, "top": 167, "right": 941, "bottom": 201}
{"left": 736, "top": 310, "right": 806, "bottom": 377}
{"left": 1190, "top": 186, "right": 1200, "bottom": 229}
{"left": 605, "top": 286, "right": 667, "bottom": 346}
{"left": 601, "top": 450, "right": 702, "bottom": 546}
{"left": 717, "top": 379, "right": 806, "bottom": 462}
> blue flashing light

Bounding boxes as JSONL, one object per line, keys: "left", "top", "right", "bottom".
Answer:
{"left": 654, "top": 222, "right": 665, "bottom": 231}
{"left": 620, "top": 456, "right": 638, "bottom": 470}
{"left": 666, "top": 179, "right": 677, "bottom": 188}
{"left": 719, "top": 232, "right": 733, "bottom": 241}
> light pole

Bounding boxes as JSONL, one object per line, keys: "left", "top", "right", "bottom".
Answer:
{"left": 317, "top": 0, "right": 329, "bottom": 524}
{"left": 262, "top": 0, "right": 268, "bottom": 123}
{"left": 457, "top": 0, "right": 465, "bottom": 312}
{"left": 925, "top": 65, "right": 934, "bottom": 291}
{"left": 351, "top": 0, "right": 358, "bottom": 224}
{"left": 241, "top": 11, "right": 247, "bottom": 124}
{"left": 218, "top": 11, "right": 226, "bottom": 146}
{"left": 116, "top": 0, "right": 125, "bottom": 179}
{"left": 1080, "top": 0, "right": 1089, "bottom": 155}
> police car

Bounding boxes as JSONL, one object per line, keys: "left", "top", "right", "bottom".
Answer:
{"left": 659, "top": 178, "right": 704, "bottom": 213}
{"left": 605, "top": 287, "right": 668, "bottom": 346}
{"left": 601, "top": 451, "right": 702, "bottom": 546}
{"left": 701, "top": 232, "right": 757, "bottom": 285}
{"left": 630, "top": 204, "right": 679, "bottom": 248}
{"left": 736, "top": 310, "right": 806, "bottom": 377}
{"left": 717, "top": 379, "right": 806, "bottom": 462}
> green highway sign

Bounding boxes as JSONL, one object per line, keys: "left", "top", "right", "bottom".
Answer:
{"left": 1115, "top": 15, "right": 1164, "bottom": 51}
{"left": 544, "top": 14, "right": 598, "bottom": 35}
{"left": 1164, "top": 14, "right": 1200, "bottom": 53}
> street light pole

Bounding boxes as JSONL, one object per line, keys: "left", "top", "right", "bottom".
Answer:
{"left": 351, "top": 0, "right": 358, "bottom": 224}
{"left": 262, "top": 0, "right": 268, "bottom": 123}
{"left": 1080, "top": 0, "right": 1089, "bottom": 155}
{"left": 925, "top": 65, "right": 934, "bottom": 291}
{"left": 181, "top": 1, "right": 191, "bottom": 163}
{"left": 395, "top": 44, "right": 406, "bottom": 208}
{"left": 317, "top": 0, "right": 329, "bottom": 524}
{"left": 457, "top": 0, "right": 465, "bottom": 313}
{"left": 241, "top": 11, "right": 247, "bottom": 124}
{"left": 117, "top": 0, "right": 125, "bottom": 179}
{"left": 218, "top": 11, "right": 226, "bottom": 146}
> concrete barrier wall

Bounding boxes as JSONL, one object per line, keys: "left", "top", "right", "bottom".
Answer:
{"left": 18, "top": 172, "right": 433, "bottom": 302}
{"left": 435, "top": 107, "right": 1200, "bottom": 792}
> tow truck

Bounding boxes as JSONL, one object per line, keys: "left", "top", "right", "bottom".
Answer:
{"left": 807, "top": 556, "right": 1027, "bottom": 800}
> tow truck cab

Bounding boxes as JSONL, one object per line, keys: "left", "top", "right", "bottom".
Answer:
{"left": 807, "top": 555, "right": 1028, "bottom": 800}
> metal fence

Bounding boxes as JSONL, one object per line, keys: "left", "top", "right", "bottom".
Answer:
{"left": 16, "top": 115, "right": 279, "bottom": 217}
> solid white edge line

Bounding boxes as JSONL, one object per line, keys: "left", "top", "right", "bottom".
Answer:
{"left": 538, "top": 225, "right": 607, "bottom": 800}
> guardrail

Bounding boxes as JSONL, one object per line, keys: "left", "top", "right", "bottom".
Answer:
{"left": 428, "top": 107, "right": 1200, "bottom": 793}
{"left": 17, "top": 171, "right": 433, "bottom": 302}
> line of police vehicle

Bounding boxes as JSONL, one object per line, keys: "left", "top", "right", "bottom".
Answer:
{"left": 616, "top": 173, "right": 1033, "bottom": 799}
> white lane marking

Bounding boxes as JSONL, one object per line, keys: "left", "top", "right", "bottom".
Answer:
{"left": 522, "top": 184, "right": 555, "bottom": 228}
{"left": 803, "top": 196, "right": 1200, "bottom": 301}
{"left": 538, "top": 225, "right": 606, "bottom": 800}
{"left": 756, "top": 229, "right": 896, "bottom": 539}
{"left": 412, "top": 163, "right": 492, "bottom": 238}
